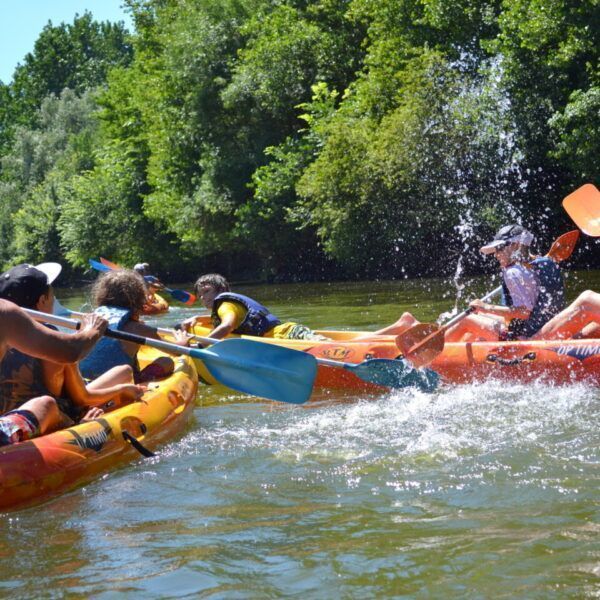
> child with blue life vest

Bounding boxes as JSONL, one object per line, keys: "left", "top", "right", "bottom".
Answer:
{"left": 183, "top": 273, "right": 441, "bottom": 391}
{"left": 0, "top": 264, "right": 112, "bottom": 446}
{"left": 183, "top": 273, "right": 329, "bottom": 341}
{"left": 184, "top": 274, "right": 441, "bottom": 343}
{"left": 79, "top": 269, "right": 190, "bottom": 382}
{"left": 444, "top": 224, "right": 566, "bottom": 342}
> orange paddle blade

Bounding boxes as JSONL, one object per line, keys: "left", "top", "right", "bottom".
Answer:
{"left": 395, "top": 323, "right": 445, "bottom": 368}
{"left": 546, "top": 230, "right": 579, "bottom": 262}
{"left": 563, "top": 183, "right": 600, "bottom": 236}
{"left": 100, "top": 257, "right": 121, "bottom": 270}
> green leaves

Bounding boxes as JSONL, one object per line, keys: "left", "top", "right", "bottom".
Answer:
{"left": 0, "top": 0, "right": 598, "bottom": 280}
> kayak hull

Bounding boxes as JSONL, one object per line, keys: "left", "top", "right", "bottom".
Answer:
{"left": 142, "top": 292, "right": 169, "bottom": 315}
{"left": 0, "top": 347, "right": 197, "bottom": 512}
{"left": 429, "top": 338, "right": 600, "bottom": 385}
{"left": 191, "top": 320, "right": 400, "bottom": 392}
{"left": 191, "top": 317, "right": 600, "bottom": 389}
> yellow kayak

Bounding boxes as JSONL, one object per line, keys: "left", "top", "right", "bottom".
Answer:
{"left": 0, "top": 347, "right": 198, "bottom": 512}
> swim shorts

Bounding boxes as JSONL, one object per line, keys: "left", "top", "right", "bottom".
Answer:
{"left": 0, "top": 409, "right": 40, "bottom": 446}
{"left": 282, "top": 324, "right": 329, "bottom": 341}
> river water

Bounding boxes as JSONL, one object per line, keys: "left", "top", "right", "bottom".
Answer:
{"left": 1, "top": 272, "right": 599, "bottom": 597}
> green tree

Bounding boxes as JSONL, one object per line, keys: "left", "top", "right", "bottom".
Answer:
{"left": 493, "top": 0, "right": 599, "bottom": 190}
{"left": 294, "top": 52, "right": 527, "bottom": 276}
{"left": 9, "top": 12, "right": 132, "bottom": 126}
{"left": 0, "top": 89, "right": 100, "bottom": 266}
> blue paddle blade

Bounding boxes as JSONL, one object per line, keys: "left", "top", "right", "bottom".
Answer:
{"left": 89, "top": 259, "right": 111, "bottom": 272}
{"left": 167, "top": 288, "right": 194, "bottom": 304}
{"left": 345, "top": 359, "right": 439, "bottom": 392}
{"left": 191, "top": 339, "right": 317, "bottom": 404}
{"left": 53, "top": 298, "right": 71, "bottom": 317}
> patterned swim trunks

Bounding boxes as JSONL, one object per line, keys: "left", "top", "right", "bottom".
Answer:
{"left": 282, "top": 324, "right": 329, "bottom": 341}
{"left": 0, "top": 409, "right": 40, "bottom": 446}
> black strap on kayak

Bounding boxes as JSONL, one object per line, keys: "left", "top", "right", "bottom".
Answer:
{"left": 122, "top": 431, "right": 155, "bottom": 458}
{"left": 486, "top": 352, "right": 537, "bottom": 367}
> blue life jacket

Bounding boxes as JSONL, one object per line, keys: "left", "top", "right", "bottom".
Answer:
{"left": 212, "top": 293, "right": 281, "bottom": 336}
{"left": 79, "top": 306, "right": 135, "bottom": 379}
{"left": 502, "top": 257, "right": 565, "bottom": 338}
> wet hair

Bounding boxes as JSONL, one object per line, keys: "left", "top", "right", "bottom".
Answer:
{"left": 91, "top": 270, "right": 147, "bottom": 312}
{"left": 194, "top": 273, "right": 230, "bottom": 296}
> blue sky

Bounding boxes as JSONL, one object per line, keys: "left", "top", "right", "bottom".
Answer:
{"left": 0, "top": 0, "right": 134, "bottom": 83}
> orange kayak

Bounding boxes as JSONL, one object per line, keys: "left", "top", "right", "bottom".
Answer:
{"left": 190, "top": 319, "right": 400, "bottom": 392}
{"left": 191, "top": 317, "right": 600, "bottom": 389}
{"left": 0, "top": 347, "right": 197, "bottom": 512}
{"left": 142, "top": 292, "right": 169, "bottom": 315}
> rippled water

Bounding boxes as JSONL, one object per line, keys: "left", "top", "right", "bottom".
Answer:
{"left": 1, "top": 274, "right": 599, "bottom": 597}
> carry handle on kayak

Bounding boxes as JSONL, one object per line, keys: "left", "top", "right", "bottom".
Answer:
{"left": 26, "top": 308, "right": 317, "bottom": 405}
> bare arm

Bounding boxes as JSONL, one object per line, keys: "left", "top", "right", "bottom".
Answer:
{"left": 207, "top": 312, "right": 237, "bottom": 340}
{"left": 469, "top": 299, "right": 531, "bottom": 321}
{"left": 121, "top": 320, "right": 190, "bottom": 356}
{"left": 0, "top": 300, "right": 106, "bottom": 363}
{"left": 63, "top": 364, "right": 143, "bottom": 407}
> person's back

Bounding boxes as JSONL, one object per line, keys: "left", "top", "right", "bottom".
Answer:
{"left": 80, "top": 305, "right": 135, "bottom": 380}
{"left": 0, "top": 264, "right": 141, "bottom": 432}
{"left": 0, "top": 346, "right": 49, "bottom": 415}
{"left": 80, "top": 269, "right": 189, "bottom": 382}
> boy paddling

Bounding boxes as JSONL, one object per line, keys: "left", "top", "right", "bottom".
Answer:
{"left": 0, "top": 263, "right": 145, "bottom": 422}
{"left": 184, "top": 274, "right": 328, "bottom": 341}
{"left": 444, "top": 224, "right": 565, "bottom": 342}
{"left": 0, "top": 266, "right": 108, "bottom": 446}
{"left": 183, "top": 274, "right": 425, "bottom": 345}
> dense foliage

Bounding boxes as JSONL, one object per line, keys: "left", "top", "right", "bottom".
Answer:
{"left": 0, "top": 1, "right": 597, "bottom": 281}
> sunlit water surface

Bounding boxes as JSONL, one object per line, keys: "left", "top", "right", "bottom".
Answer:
{"left": 1, "top": 273, "right": 599, "bottom": 597}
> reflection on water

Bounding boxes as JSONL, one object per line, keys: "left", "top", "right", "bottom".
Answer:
{"left": 1, "top": 275, "right": 599, "bottom": 597}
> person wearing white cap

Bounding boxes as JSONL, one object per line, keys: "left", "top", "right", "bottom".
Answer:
{"left": 445, "top": 224, "right": 566, "bottom": 342}
{"left": 0, "top": 263, "right": 107, "bottom": 446}
{"left": 132, "top": 262, "right": 169, "bottom": 314}
{"left": 133, "top": 263, "right": 150, "bottom": 276}
{"left": 0, "top": 263, "right": 143, "bottom": 446}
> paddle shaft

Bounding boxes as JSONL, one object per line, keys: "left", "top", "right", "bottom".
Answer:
{"left": 161, "top": 325, "right": 384, "bottom": 371}
{"left": 57, "top": 305, "right": 363, "bottom": 363}
{"left": 55, "top": 305, "right": 423, "bottom": 390}
{"left": 53, "top": 304, "right": 244, "bottom": 352}
{"left": 29, "top": 308, "right": 201, "bottom": 356}
{"left": 441, "top": 285, "right": 502, "bottom": 330}
{"left": 32, "top": 307, "right": 318, "bottom": 404}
